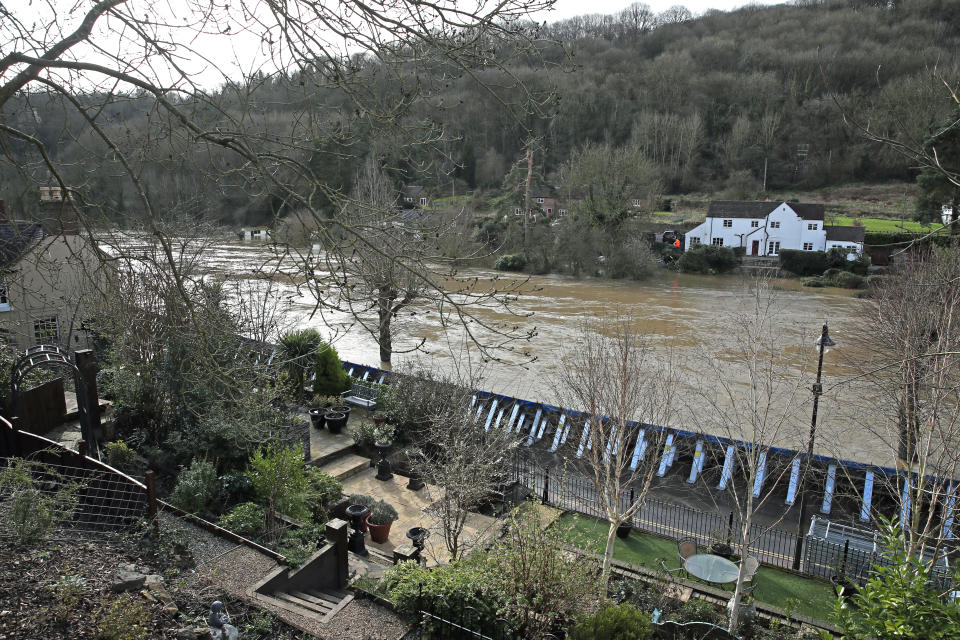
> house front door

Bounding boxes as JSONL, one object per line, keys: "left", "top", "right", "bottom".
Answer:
{"left": 751, "top": 240, "right": 760, "bottom": 256}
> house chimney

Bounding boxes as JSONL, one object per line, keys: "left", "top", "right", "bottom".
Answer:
{"left": 39, "top": 187, "right": 79, "bottom": 235}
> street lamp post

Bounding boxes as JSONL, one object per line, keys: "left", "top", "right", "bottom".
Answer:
{"left": 792, "top": 322, "right": 835, "bottom": 571}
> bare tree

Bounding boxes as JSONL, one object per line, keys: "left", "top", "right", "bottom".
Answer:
{"left": 846, "top": 247, "right": 960, "bottom": 566}
{"left": 555, "top": 316, "right": 680, "bottom": 585}
{"left": 406, "top": 368, "right": 519, "bottom": 561}
{"left": 689, "top": 280, "right": 809, "bottom": 633}
{"left": 0, "top": 0, "right": 555, "bottom": 361}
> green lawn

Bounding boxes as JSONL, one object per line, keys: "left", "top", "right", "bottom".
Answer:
{"left": 558, "top": 513, "right": 836, "bottom": 622}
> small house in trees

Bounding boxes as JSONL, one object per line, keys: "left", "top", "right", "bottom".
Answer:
{"left": 0, "top": 195, "right": 104, "bottom": 350}
{"left": 238, "top": 226, "right": 272, "bottom": 240}
{"left": 683, "top": 201, "right": 864, "bottom": 257}
{"left": 531, "top": 187, "right": 557, "bottom": 217}
{"left": 401, "top": 185, "right": 429, "bottom": 208}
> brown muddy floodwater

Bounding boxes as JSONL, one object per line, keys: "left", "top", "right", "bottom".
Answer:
{"left": 205, "top": 240, "right": 888, "bottom": 467}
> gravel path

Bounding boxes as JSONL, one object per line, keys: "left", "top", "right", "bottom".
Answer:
{"left": 158, "top": 509, "right": 241, "bottom": 567}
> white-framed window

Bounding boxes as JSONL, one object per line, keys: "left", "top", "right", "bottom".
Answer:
{"left": 808, "top": 223, "right": 818, "bottom": 230}
{"left": 0, "top": 283, "right": 9, "bottom": 312}
{"left": 558, "top": 208, "right": 567, "bottom": 216}
{"left": 712, "top": 237, "right": 724, "bottom": 246}
{"left": 536, "top": 197, "right": 544, "bottom": 204}
{"left": 404, "top": 196, "right": 413, "bottom": 203}
{"left": 723, "top": 219, "right": 732, "bottom": 228}
{"left": 769, "top": 221, "right": 781, "bottom": 229}
{"left": 419, "top": 197, "right": 427, "bottom": 206}
{"left": 803, "top": 242, "right": 814, "bottom": 251}
{"left": 513, "top": 207, "right": 523, "bottom": 215}
{"left": 632, "top": 199, "right": 642, "bottom": 207}
{"left": 690, "top": 237, "right": 701, "bottom": 245}
{"left": 768, "top": 241, "right": 781, "bottom": 255}
{"left": 750, "top": 220, "right": 760, "bottom": 228}
{"left": 33, "top": 316, "right": 59, "bottom": 344}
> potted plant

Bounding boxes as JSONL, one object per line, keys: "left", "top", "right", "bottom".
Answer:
{"left": 325, "top": 410, "right": 347, "bottom": 434}
{"left": 373, "top": 411, "right": 387, "bottom": 426}
{"left": 308, "top": 407, "right": 326, "bottom": 429}
{"left": 366, "top": 499, "right": 399, "bottom": 543}
{"left": 331, "top": 402, "right": 352, "bottom": 427}
{"left": 616, "top": 519, "right": 632, "bottom": 539}
{"left": 709, "top": 528, "right": 734, "bottom": 558}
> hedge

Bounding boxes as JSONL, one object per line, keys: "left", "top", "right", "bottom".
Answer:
{"left": 778, "top": 249, "right": 828, "bottom": 276}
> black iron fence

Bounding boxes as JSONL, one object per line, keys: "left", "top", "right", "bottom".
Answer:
{"left": 510, "top": 452, "right": 897, "bottom": 585}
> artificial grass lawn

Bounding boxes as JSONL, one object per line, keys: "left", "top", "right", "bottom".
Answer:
{"left": 558, "top": 513, "right": 836, "bottom": 623}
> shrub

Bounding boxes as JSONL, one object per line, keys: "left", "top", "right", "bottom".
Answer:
{"left": 678, "top": 245, "right": 739, "bottom": 274}
{"left": 494, "top": 253, "right": 527, "bottom": 271}
{"left": 313, "top": 343, "right": 351, "bottom": 397}
{"left": 278, "top": 523, "right": 323, "bottom": 566}
{"left": 568, "top": 604, "right": 654, "bottom": 640}
{"left": 219, "top": 471, "right": 253, "bottom": 505}
{"left": 305, "top": 468, "right": 343, "bottom": 522}
{"left": 673, "top": 598, "right": 723, "bottom": 625}
{"left": 346, "top": 493, "right": 378, "bottom": 510}
{"left": 103, "top": 440, "right": 136, "bottom": 472}
{"left": 169, "top": 457, "right": 220, "bottom": 516}
{"left": 802, "top": 278, "right": 826, "bottom": 288}
{"left": 95, "top": 594, "right": 151, "bottom": 640}
{"left": 382, "top": 554, "right": 500, "bottom": 624}
{"left": 217, "top": 501, "right": 264, "bottom": 537}
{"left": 778, "top": 249, "right": 828, "bottom": 276}
{"left": 248, "top": 444, "right": 310, "bottom": 526}
{"left": 279, "top": 328, "right": 322, "bottom": 401}
{"left": 369, "top": 500, "right": 398, "bottom": 525}
{"left": 0, "top": 458, "right": 78, "bottom": 544}
{"left": 823, "top": 271, "right": 865, "bottom": 289}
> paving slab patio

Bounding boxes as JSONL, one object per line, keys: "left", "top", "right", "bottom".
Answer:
{"left": 340, "top": 466, "right": 500, "bottom": 566}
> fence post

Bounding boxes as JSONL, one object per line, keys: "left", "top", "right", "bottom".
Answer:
{"left": 77, "top": 439, "right": 87, "bottom": 466}
{"left": 542, "top": 468, "right": 550, "bottom": 505}
{"left": 10, "top": 416, "right": 21, "bottom": 457}
{"left": 145, "top": 470, "right": 159, "bottom": 532}
{"left": 726, "top": 511, "right": 735, "bottom": 546}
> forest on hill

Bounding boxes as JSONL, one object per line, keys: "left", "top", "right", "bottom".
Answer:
{"left": 2, "top": 0, "right": 959, "bottom": 226}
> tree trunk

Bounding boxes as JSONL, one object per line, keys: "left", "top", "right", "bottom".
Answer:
{"left": 523, "top": 146, "right": 533, "bottom": 254}
{"left": 727, "top": 513, "right": 754, "bottom": 633}
{"left": 602, "top": 519, "right": 618, "bottom": 587}
{"left": 378, "top": 295, "right": 392, "bottom": 369}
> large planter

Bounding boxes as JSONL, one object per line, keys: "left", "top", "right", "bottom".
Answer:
{"left": 616, "top": 522, "right": 632, "bottom": 539}
{"left": 332, "top": 405, "right": 352, "bottom": 426}
{"left": 367, "top": 516, "right": 394, "bottom": 543}
{"left": 325, "top": 411, "right": 347, "bottom": 434}
{"left": 309, "top": 408, "right": 326, "bottom": 430}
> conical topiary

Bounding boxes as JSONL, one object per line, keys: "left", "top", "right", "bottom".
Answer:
{"left": 313, "top": 342, "right": 351, "bottom": 397}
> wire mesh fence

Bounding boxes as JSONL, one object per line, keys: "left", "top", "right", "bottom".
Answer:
{"left": 0, "top": 456, "right": 148, "bottom": 540}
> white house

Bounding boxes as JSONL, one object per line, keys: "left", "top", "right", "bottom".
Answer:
{"left": 684, "top": 201, "right": 864, "bottom": 257}
{"left": 238, "top": 226, "right": 271, "bottom": 241}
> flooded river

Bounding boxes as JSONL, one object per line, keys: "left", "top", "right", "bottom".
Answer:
{"left": 200, "top": 239, "right": 886, "bottom": 466}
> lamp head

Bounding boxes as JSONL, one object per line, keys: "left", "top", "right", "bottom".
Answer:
{"left": 815, "top": 325, "right": 836, "bottom": 349}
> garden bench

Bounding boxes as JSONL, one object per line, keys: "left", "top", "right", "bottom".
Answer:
{"left": 341, "top": 380, "right": 379, "bottom": 409}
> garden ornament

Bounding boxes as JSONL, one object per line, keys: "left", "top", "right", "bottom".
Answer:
{"left": 208, "top": 601, "right": 239, "bottom": 640}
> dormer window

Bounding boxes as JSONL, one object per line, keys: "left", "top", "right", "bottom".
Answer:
{"left": 536, "top": 197, "right": 544, "bottom": 204}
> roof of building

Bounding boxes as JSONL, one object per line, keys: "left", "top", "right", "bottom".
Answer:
{"left": 707, "top": 201, "right": 825, "bottom": 221}
{"left": 401, "top": 185, "right": 424, "bottom": 199}
{"left": 0, "top": 220, "right": 46, "bottom": 269}
{"left": 824, "top": 225, "right": 866, "bottom": 243}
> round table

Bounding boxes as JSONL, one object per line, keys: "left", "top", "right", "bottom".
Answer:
{"left": 684, "top": 553, "right": 740, "bottom": 585}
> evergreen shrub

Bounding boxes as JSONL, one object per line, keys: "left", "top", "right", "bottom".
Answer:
{"left": 568, "top": 604, "right": 654, "bottom": 640}
{"left": 494, "top": 253, "right": 527, "bottom": 271}
{"left": 678, "top": 245, "right": 738, "bottom": 274}
{"left": 313, "top": 343, "right": 350, "bottom": 397}
{"left": 778, "top": 249, "right": 828, "bottom": 276}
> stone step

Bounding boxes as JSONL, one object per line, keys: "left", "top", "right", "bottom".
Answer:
{"left": 274, "top": 591, "right": 331, "bottom": 615}
{"left": 314, "top": 453, "right": 371, "bottom": 481}
{"left": 310, "top": 440, "right": 358, "bottom": 467}
{"left": 268, "top": 588, "right": 355, "bottom": 622}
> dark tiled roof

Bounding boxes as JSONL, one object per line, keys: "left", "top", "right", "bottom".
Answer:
{"left": 824, "top": 225, "right": 865, "bottom": 242}
{"left": 530, "top": 187, "right": 555, "bottom": 199}
{"left": 707, "top": 201, "right": 825, "bottom": 221}
{"left": 401, "top": 185, "right": 424, "bottom": 198}
{"left": 0, "top": 220, "right": 45, "bottom": 269}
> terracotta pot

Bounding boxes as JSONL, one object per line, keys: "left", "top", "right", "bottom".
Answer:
{"left": 366, "top": 516, "right": 393, "bottom": 543}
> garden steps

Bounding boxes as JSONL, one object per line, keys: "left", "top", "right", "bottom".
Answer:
{"left": 314, "top": 453, "right": 370, "bottom": 481}
{"left": 264, "top": 587, "right": 354, "bottom": 622}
